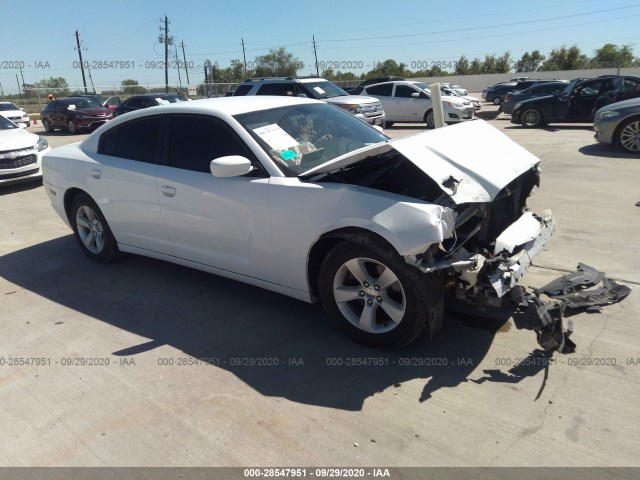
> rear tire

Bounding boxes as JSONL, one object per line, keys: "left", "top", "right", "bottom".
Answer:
{"left": 318, "top": 239, "right": 444, "bottom": 348}
{"left": 69, "top": 193, "right": 120, "bottom": 263}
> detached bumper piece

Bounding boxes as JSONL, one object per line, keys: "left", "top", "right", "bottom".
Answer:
{"left": 511, "top": 263, "right": 632, "bottom": 353}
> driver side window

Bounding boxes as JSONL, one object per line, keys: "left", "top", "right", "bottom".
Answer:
{"left": 168, "top": 115, "right": 262, "bottom": 174}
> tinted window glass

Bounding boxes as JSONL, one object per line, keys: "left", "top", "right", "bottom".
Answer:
{"left": 169, "top": 115, "right": 250, "bottom": 173}
{"left": 234, "top": 84, "right": 253, "bottom": 96}
{"left": 100, "top": 128, "right": 117, "bottom": 156}
{"left": 579, "top": 81, "right": 603, "bottom": 96}
{"left": 256, "top": 83, "right": 295, "bottom": 96}
{"left": 622, "top": 79, "right": 640, "bottom": 93}
{"left": 365, "top": 84, "right": 393, "bottom": 96}
{"left": 394, "top": 85, "right": 418, "bottom": 98}
{"left": 125, "top": 97, "right": 144, "bottom": 109}
{"left": 115, "top": 117, "right": 162, "bottom": 163}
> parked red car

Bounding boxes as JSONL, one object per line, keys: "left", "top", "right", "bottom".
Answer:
{"left": 40, "top": 98, "right": 112, "bottom": 134}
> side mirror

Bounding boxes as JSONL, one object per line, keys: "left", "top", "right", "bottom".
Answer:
{"left": 411, "top": 92, "right": 420, "bottom": 98}
{"left": 210, "top": 155, "right": 254, "bottom": 177}
{"left": 18, "top": 122, "right": 27, "bottom": 129}
{"left": 296, "top": 93, "right": 307, "bottom": 98}
{"left": 372, "top": 125, "right": 384, "bottom": 132}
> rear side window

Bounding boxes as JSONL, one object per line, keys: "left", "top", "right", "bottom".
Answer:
{"left": 365, "top": 83, "right": 393, "bottom": 96}
{"left": 234, "top": 84, "right": 253, "bottom": 96}
{"left": 168, "top": 115, "right": 253, "bottom": 173}
{"left": 98, "top": 117, "right": 163, "bottom": 163}
{"left": 256, "top": 83, "right": 295, "bottom": 96}
{"left": 536, "top": 83, "right": 562, "bottom": 95}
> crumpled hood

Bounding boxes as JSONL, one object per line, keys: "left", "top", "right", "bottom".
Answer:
{"left": 303, "top": 120, "right": 541, "bottom": 204}
{"left": 0, "top": 128, "right": 38, "bottom": 151}
{"left": 390, "top": 120, "right": 541, "bottom": 204}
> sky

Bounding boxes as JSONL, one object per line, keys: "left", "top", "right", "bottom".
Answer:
{"left": 1, "top": 0, "right": 640, "bottom": 94}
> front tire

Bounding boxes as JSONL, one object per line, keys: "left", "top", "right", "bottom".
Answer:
{"left": 520, "top": 108, "right": 544, "bottom": 128}
{"left": 318, "top": 240, "right": 444, "bottom": 348}
{"left": 67, "top": 120, "right": 78, "bottom": 134}
{"left": 493, "top": 97, "right": 502, "bottom": 105}
{"left": 69, "top": 193, "right": 120, "bottom": 263}
{"left": 43, "top": 119, "right": 53, "bottom": 133}
{"left": 424, "top": 110, "right": 435, "bottom": 129}
{"left": 618, "top": 118, "right": 640, "bottom": 153}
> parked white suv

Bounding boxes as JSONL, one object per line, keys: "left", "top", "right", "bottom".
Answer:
{"left": 233, "top": 77, "right": 386, "bottom": 127}
{"left": 361, "top": 81, "right": 474, "bottom": 128}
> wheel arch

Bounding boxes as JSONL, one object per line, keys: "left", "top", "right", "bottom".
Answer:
{"left": 613, "top": 114, "right": 640, "bottom": 147}
{"left": 307, "top": 227, "right": 399, "bottom": 300}
{"left": 63, "top": 187, "right": 91, "bottom": 223}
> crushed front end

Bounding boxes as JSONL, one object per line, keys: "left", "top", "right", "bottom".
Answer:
{"left": 406, "top": 166, "right": 555, "bottom": 310}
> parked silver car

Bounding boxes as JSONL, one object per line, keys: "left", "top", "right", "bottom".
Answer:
{"left": 593, "top": 98, "right": 640, "bottom": 153}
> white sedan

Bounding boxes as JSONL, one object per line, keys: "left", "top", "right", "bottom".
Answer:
{"left": 361, "top": 81, "right": 474, "bottom": 128}
{"left": 0, "top": 115, "right": 50, "bottom": 185}
{"left": 42, "top": 96, "right": 554, "bottom": 348}
{"left": 0, "top": 101, "right": 31, "bottom": 126}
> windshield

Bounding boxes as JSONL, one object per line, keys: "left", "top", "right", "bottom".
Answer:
{"left": 0, "top": 115, "right": 19, "bottom": 130}
{"left": 0, "top": 103, "right": 19, "bottom": 111}
{"left": 63, "top": 98, "right": 102, "bottom": 109}
{"left": 235, "top": 103, "right": 388, "bottom": 175}
{"left": 301, "top": 81, "right": 349, "bottom": 99}
{"left": 154, "top": 94, "right": 183, "bottom": 105}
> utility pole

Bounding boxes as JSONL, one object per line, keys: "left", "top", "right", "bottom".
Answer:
{"left": 241, "top": 38, "right": 248, "bottom": 78}
{"left": 312, "top": 35, "right": 319, "bottom": 77}
{"left": 87, "top": 64, "right": 96, "bottom": 93}
{"left": 75, "top": 30, "right": 88, "bottom": 93}
{"left": 180, "top": 40, "right": 190, "bottom": 84}
{"left": 0, "top": 82, "right": 4, "bottom": 97}
{"left": 159, "top": 15, "right": 171, "bottom": 93}
{"left": 16, "top": 74, "right": 22, "bottom": 101}
{"left": 174, "top": 43, "right": 182, "bottom": 88}
{"left": 19, "top": 64, "right": 27, "bottom": 101}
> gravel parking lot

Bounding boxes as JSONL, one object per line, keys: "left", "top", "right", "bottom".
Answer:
{"left": 1, "top": 101, "right": 639, "bottom": 468}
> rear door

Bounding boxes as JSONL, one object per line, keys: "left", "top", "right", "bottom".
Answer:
{"left": 617, "top": 77, "right": 640, "bottom": 102}
{"left": 88, "top": 115, "right": 171, "bottom": 253}
{"left": 362, "top": 83, "right": 394, "bottom": 118}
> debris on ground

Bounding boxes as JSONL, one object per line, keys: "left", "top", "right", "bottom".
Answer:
{"left": 510, "top": 263, "right": 632, "bottom": 353}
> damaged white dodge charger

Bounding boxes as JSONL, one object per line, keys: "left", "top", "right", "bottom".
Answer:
{"left": 42, "top": 96, "right": 554, "bottom": 348}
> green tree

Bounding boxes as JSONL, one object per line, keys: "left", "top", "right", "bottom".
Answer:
{"left": 591, "top": 43, "right": 635, "bottom": 68}
{"left": 121, "top": 79, "right": 146, "bottom": 95}
{"left": 454, "top": 55, "right": 470, "bottom": 75}
{"left": 469, "top": 58, "right": 482, "bottom": 74}
{"left": 366, "top": 59, "right": 408, "bottom": 77}
{"left": 495, "top": 51, "right": 512, "bottom": 73}
{"left": 481, "top": 54, "right": 498, "bottom": 74}
{"left": 540, "top": 46, "right": 588, "bottom": 71}
{"left": 254, "top": 47, "right": 304, "bottom": 77}
{"left": 27, "top": 76, "right": 70, "bottom": 97}
{"left": 514, "top": 50, "right": 545, "bottom": 72}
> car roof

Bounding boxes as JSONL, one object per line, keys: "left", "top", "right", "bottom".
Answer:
{"left": 128, "top": 93, "right": 181, "bottom": 98}
{"left": 112, "top": 96, "right": 322, "bottom": 119}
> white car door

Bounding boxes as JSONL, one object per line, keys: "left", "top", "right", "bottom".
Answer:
{"left": 87, "top": 116, "right": 172, "bottom": 254}
{"left": 155, "top": 114, "right": 277, "bottom": 282}
{"left": 392, "top": 84, "right": 431, "bottom": 122}
{"left": 362, "top": 83, "right": 395, "bottom": 120}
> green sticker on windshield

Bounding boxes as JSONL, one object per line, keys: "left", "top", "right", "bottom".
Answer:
{"left": 280, "top": 149, "right": 297, "bottom": 161}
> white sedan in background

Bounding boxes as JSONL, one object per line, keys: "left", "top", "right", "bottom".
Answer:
{"left": 361, "top": 81, "right": 474, "bottom": 128}
{"left": 0, "top": 115, "right": 50, "bottom": 185}
{"left": 42, "top": 96, "right": 554, "bottom": 348}
{"left": 0, "top": 101, "right": 31, "bottom": 126}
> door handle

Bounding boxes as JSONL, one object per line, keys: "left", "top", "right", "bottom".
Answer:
{"left": 161, "top": 185, "right": 176, "bottom": 197}
{"left": 90, "top": 169, "right": 102, "bottom": 179}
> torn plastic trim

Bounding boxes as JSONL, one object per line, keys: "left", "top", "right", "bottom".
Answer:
{"left": 489, "top": 210, "right": 555, "bottom": 298}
